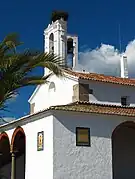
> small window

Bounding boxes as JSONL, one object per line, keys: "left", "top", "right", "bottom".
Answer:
{"left": 49, "top": 82, "right": 56, "bottom": 92}
{"left": 121, "top": 96, "right": 129, "bottom": 106}
{"left": 76, "top": 127, "right": 90, "bottom": 146}
{"left": 89, "top": 89, "right": 93, "bottom": 94}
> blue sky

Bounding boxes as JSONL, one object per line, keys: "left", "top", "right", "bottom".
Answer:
{"left": 1, "top": 0, "right": 135, "bottom": 119}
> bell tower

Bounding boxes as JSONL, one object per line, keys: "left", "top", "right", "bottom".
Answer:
{"left": 44, "top": 11, "right": 78, "bottom": 75}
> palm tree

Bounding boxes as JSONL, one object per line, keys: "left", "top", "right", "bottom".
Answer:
{"left": 0, "top": 33, "right": 66, "bottom": 111}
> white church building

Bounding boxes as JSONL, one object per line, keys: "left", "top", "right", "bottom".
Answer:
{"left": 1, "top": 12, "right": 135, "bottom": 179}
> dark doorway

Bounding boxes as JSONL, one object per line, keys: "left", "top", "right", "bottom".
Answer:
{"left": 112, "top": 121, "right": 135, "bottom": 179}
{"left": 11, "top": 127, "right": 26, "bottom": 179}
{"left": 0, "top": 132, "right": 11, "bottom": 179}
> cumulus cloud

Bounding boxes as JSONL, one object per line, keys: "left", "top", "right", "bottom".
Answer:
{"left": 76, "top": 39, "right": 135, "bottom": 77}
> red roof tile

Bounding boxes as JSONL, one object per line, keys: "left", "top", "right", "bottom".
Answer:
{"left": 0, "top": 102, "right": 135, "bottom": 129}
{"left": 65, "top": 70, "right": 135, "bottom": 86}
{"left": 51, "top": 101, "right": 135, "bottom": 117}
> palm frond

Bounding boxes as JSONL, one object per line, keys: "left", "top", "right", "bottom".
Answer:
{"left": 0, "top": 33, "right": 67, "bottom": 111}
{"left": 3, "top": 33, "right": 23, "bottom": 47}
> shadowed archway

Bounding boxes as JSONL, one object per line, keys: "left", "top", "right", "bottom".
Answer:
{"left": 49, "top": 33, "right": 54, "bottom": 54}
{"left": 0, "top": 132, "right": 11, "bottom": 179}
{"left": 112, "top": 121, "right": 135, "bottom": 179}
{"left": 11, "top": 127, "right": 26, "bottom": 179}
{"left": 67, "top": 38, "right": 73, "bottom": 68}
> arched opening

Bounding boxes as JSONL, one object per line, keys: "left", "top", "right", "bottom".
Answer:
{"left": 48, "top": 82, "right": 56, "bottom": 92}
{"left": 67, "top": 38, "right": 73, "bottom": 54}
{"left": 49, "top": 33, "right": 54, "bottom": 54}
{"left": 11, "top": 127, "right": 25, "bottom": 179}
{"left": 0, "top": 132, "right": 11, "bottom": 179}
{"left": 67, "top": 38, "right": 73, "bottom": 68}
{"left": 112, "top": 121, "right": 135, "bottom": 179}
{"left": 48, "top": 82, "right": 56, "bottom": 106}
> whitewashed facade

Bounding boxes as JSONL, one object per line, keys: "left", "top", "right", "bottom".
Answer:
{"left": 28, "top": 74, "right": 78, "bottom": 113}
{"left": 1, "top": 107, "right": 135, "bottom": 179}
{"left": 53, "top": 111, "right": 135, "bottom": 179}
{"left": 29, "top": 73, "right": 135, "bottom": 114}
{"left": 0, "top": 112, "right": 53, "bottom": 179}
{"left": 1, "top": 12, "right": 135, "bottom": 179}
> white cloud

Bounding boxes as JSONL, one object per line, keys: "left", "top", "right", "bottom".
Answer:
{"left": 76, "top": 39, "right": 135, "bottom": 77}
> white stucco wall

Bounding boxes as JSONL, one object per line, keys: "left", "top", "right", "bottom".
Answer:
{"left": 53, "top": 111, "right": 135, "bottom": 179}
{"left": 0, "top": 113, "right": 54, "bottom": 179}
{"left": 81, "top": 79, "right": 135, "bottom": 106}
{"left": 30, "top": 75, "right": 78, "bottom": 113}
{"left": 24, "top": 115, "right": 53, "bottom": 179}
{"left": 30, "top": 74, "right": 135, "bottom": 115}
{"left": 1, "top": 109, "right": 135, "bottom": 179}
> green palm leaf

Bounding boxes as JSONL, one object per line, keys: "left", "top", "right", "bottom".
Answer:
{"left": 0, "top": 33, "right": 66, "bottom": 111}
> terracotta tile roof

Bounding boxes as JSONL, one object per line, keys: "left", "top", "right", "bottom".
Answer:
{"left": 50, "top": 101, "right": 135, "bottom": 117}
{"left": 1, "top": 102, "right": 135, "bottom": 129}
{"left": 64, "top": 70, "right": 135, "bottom": 86}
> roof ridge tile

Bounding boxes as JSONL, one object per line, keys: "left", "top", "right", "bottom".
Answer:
{"left": 64, "top": 70, "right": 135, "bottom": 86}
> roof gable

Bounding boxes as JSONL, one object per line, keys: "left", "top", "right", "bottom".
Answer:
{"left": 28, "top": 72, "right": 78, "bottom": 103}
{"left": 28, "top": 85, "right": 41, "bottom": 103}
